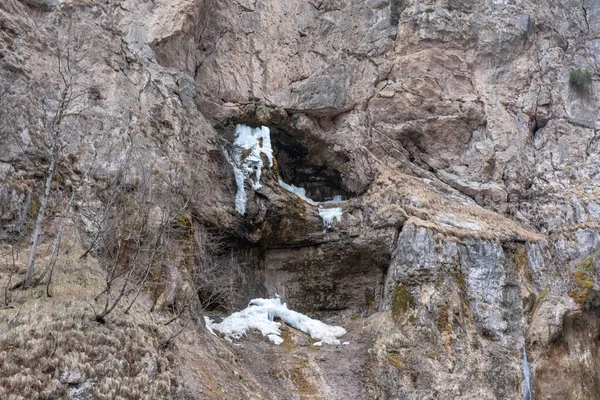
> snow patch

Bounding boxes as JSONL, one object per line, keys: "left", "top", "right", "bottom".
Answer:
{"left": 204, "top": 297, "right": 346, "bottom": 346}
{"left": 229, "top": 125, "right": 274, "bottom": 215}
{"left": 278, "top": 179, "right": 346, "bottom": 205}
{"left": 318, "top": 207, "right": 342, "bottom": 229}
{"left": 278, "top": 178, "right": 318, "bottom": 205}
{"left": 204, "top": 316, "right": 217, "bottom": 337}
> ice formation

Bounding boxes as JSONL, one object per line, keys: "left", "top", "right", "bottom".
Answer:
{"left": 204, "top": 297, "right": 347, "bottom": 346}
{"left": 521, "top": 344, "right": 532, "bottom": 400}
{"left": 227, "top": 123, "right": 344, "bottom": 227}
{"left": 278, "top": 179, "right": 345, "bottom": 228}
{"left": 318, "top": 207, "right": 343, "bottom": 229}
{"left": 278, "top": 178, "right": 318, "bottom": 205}
{"left": 278, "top": 179, "right": 346, "bottom": 205}
{"left": 229, "top": 124, "right": 274, "bottom": 215}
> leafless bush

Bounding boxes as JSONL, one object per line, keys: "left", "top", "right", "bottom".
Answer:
{"left": 192, "top": 225, "right": 249, "bottom": 313}
{"left": 82, "top": 147, "right": 193, "bottom": 323}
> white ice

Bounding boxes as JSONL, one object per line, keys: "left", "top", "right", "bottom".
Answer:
{"left": 318, "top": 207, "right": 343, "bottom": 229}
{"left": 278, "top": 179, "right": 346, "bottom": 205}
{"left": 204, "top": 297, "right": 347, "bottom": 346}
{"left": 229, "top": 124, "right": 274, "bottom": 214}
{"left": 228, "top": 124, "right": 345, "bottom": 225}
{"left": 278, "top": 178, "right": 318, "bottom": 205}
{"left": 278, "top": 179, "right": 345, "bottom": 228}
{"left": 521, "top": 343, "right": 532, "bottom": 400}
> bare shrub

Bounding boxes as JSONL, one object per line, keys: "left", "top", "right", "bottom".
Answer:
{"left": 81, "top": 146, "right": 194, "bottom": 323}
{"left": 192, "top": 224, "right": 249, "bottom": 313}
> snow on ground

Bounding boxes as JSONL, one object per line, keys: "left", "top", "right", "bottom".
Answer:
{"left": 204, "top": 297, "right": 347, "bottom": 346}
{"left": 228, "top": 124, "right": 274, "bottom": 215}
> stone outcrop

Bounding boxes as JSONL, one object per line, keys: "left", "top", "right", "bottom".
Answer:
{"left": 1, "top": 0, "right": 600, "bottom": 398}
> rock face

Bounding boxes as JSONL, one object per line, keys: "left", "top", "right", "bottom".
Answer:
{"left": 1, "top": 0, "right": 600, "bottom": 399}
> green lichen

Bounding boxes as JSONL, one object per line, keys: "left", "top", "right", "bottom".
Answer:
{"left": 286, "top": 195, "right": 306, "bottom": 219}
{"left": 390, "top": 0, "right": 404, "bottom": 26}
{"left": 391, "top": 283, "right": 414, "bottom": 322}
{"left": 578, "top": 255, "right": 596, "bottom": 274}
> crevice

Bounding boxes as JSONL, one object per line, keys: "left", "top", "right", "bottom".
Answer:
{"left": 265, "top": 237, "right": 356, "bottom": 251}
{"left": 233, "top": 0, "right": 254, "bottom": 12}
{"left": 531, "top": 119, "right": 540, "bottom": 139}
{"left": 582, "top": 5, "right": 590, "bottom": 34}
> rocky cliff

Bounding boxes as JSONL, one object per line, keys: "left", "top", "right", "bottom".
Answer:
{"left": 0, "top": 0, "right": 599, "bottom": 399}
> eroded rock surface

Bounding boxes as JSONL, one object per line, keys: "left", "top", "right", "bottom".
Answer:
{"left": 1, "top": 0, "right": 600, "bottom": 398}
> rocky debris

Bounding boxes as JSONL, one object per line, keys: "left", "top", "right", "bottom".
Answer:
{"left": 69, "top": 379, "right": 96, "bottom": 400}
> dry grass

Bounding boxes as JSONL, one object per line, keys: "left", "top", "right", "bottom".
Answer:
{"left": 0, "top": 233, "right": 178, "bottom": 399}
{"left": 552, "top": 222, "right": 600, "bottom": 236}
{"left": 569, "top": 251, "right": 599, "bottom": 310}
{"left": 385, "top": 350, "right": 403, "bottom": 373}
{"left": 363, "top": 167, "right": 545, "bottom": 243}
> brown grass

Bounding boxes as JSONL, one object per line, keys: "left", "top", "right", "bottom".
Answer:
{"left": 386, "top": 350, "right": 403, "bottom": 373}
{"left": 0, "top": 235, "right": 177, "bottom": 399}
{"left": 437, "top": 304, "right": 452, "bottom": 348}
{"left": 363, "top": 168, "right": 545, "bottom": 243}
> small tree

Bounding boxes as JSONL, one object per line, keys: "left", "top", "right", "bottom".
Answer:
{"left": 86, "top": 148, "right": 193, "bottom": 323}
{"left": 22, "top": 23, "right": 92, "bottom": 286}
{"left": 192, "top": 226, "right": 247, "bottom": 312}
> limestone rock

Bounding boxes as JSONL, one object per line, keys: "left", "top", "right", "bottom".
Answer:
{"left": 1, "top": 0, "right": 599, "bottom": 398}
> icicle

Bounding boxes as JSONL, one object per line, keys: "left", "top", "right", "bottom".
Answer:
{"left": 521, "top": 343, "right": 532, "bottom": 400}
{"left": 229, "top": 124, "right": 274, "bottom": 214}
{"left": 318, "top": 207, "right": 342, "bottom": 229}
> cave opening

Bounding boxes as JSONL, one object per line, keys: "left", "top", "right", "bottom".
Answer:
{"left": 220, "top": 119, "right": 355, "bottom": 203}
{"left": 269, "top": 126, "right": 352, "bottom": 202}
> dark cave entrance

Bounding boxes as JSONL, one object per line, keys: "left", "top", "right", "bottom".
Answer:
{"left": 218, "top": 119, "right": 355, "bottom": 202}
{"left": 269, "top": 126, "right": 352, "bottom": 202}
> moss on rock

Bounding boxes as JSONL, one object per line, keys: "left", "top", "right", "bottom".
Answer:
{"left": 391, "top": 283, "right": 414, "bottom": 323}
